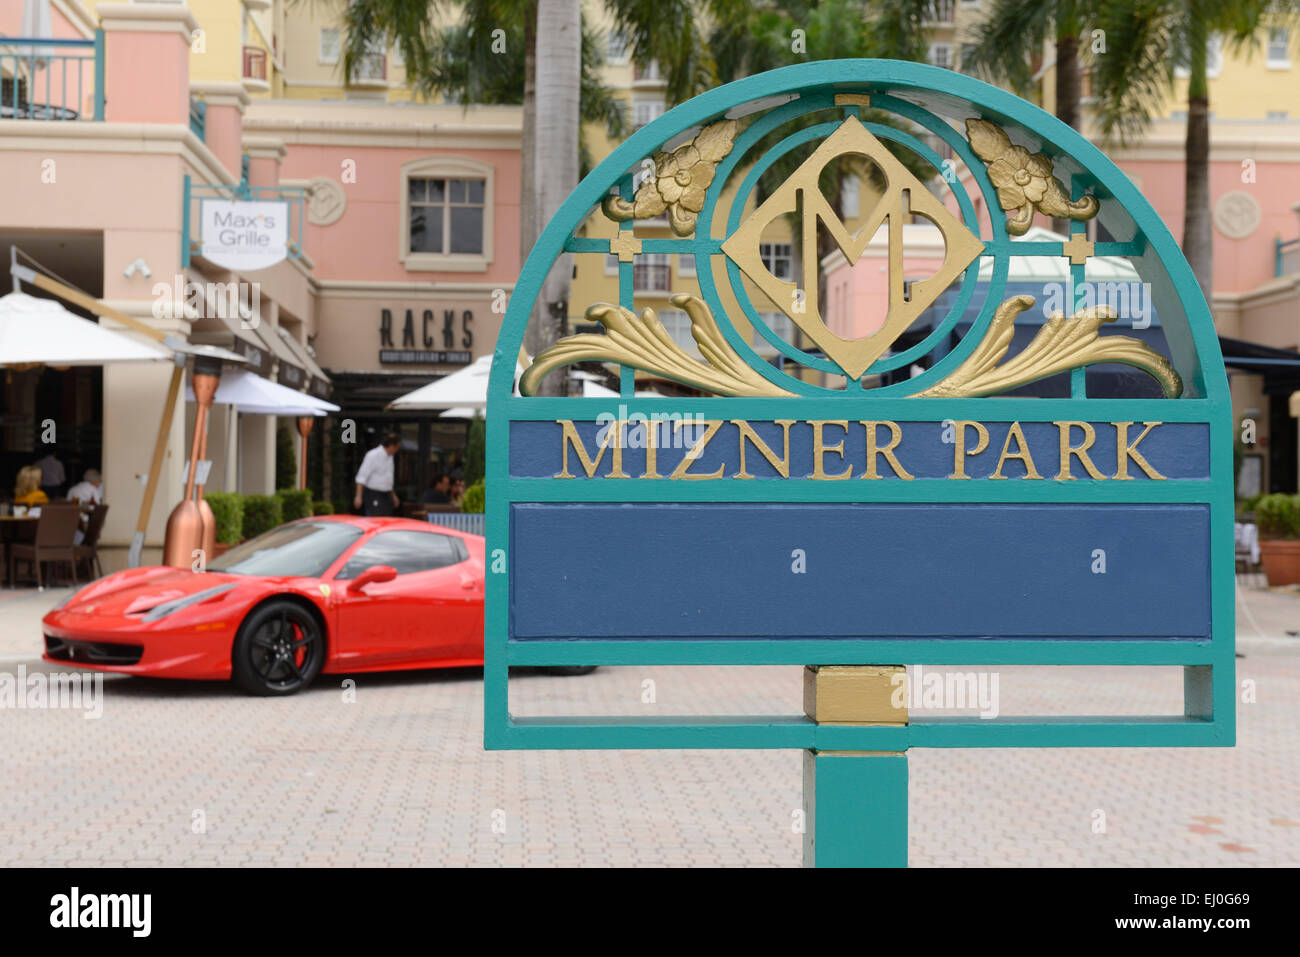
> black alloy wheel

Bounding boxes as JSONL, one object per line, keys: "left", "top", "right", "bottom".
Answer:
{"left": 232, "top": 600, "right": 325, "bottom": 696}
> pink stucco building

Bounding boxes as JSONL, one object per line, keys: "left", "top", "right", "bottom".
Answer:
{"left": 0, "top": 2, "right": 521, "bottom": 568}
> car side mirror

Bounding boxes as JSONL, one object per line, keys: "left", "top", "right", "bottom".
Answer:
{"left": 347, "top": 564, "right": 397, "bottom": 593}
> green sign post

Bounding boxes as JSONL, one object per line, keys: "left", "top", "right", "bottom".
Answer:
{"left": 485, "top": 60, "right": 1233, "bottom": 867}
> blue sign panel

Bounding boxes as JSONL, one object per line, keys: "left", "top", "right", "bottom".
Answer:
{"left": 511, "top": 504, "right": 1211, "bottom": 640}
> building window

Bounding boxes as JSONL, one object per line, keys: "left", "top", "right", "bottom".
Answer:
{"left": 657, "top": 309, "right": 699, "bottom": 355}
{"left": 319, "top": 28, "right": 340, "bottom": 65}
{"left": 409, "top": 177, "right": 485, "bottom": 255}
{"left": 928, "top": 43, "right": 952, "bottom": 70}
{"left": 607, "top": 30, "right": 629, "bottom": 64}
{"left": 924, "top": 0, "right": 955, "bottom": 22}
{"left": 1267, "top": 110, "right": 1289, "bottom": 121}
{"left": 1268, "top": 28, "right": 1291, "bottom": 67}
{"left": 632, "top": 99, "right": 665, "bottom": 129}
{"left": 760, "top": 243, "right": 794, "bottom": 281}
{"left": 960, "top": 43, "right": 978, "bottom": 73}
{"left": 633, "top": 253, "right": 671, "bottom": 293}
{"left": 349, "top": 39, "right": 388, "bottom": 84}
{"left": 1176, "top": 34, "right": 1223, "bottom": 78}
{"left": 751, "top": 312, "right": 795, "bottom": 356}
{"left": 677, "top": 253, "right": 696, "bottom": 277}
{"left": 605, "top": 253, "right": 621, "bottom": 275}
{"left": 633, "top": 60, "right": 662, "bottom": 82}
{"left": 400, "top": 157, "right": 495, "bottom": 272}
{"left": 1208, "top": 34, "right": 1223, "bottom": 76}
{"left": 841, "top": 177, "right": 860, "bottom": 218}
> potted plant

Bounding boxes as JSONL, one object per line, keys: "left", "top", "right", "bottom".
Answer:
{"left": 1256, "top": 493, "right": 1300, "bottom": 585}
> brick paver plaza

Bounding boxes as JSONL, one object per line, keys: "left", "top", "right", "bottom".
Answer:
{"left": 1, "top": 582, "right": 1296, "bottom": 867}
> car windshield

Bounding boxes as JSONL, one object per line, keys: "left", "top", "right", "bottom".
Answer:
{"left": 207, "top": 522, "right": 363, "bottom": 578}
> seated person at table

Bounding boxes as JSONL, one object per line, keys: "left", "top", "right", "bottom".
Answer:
{"left": 449, "top": 478, "right": 465, "bottom": 509}
{"left": 67, "top": 469, "right": 104, "bottom": 506}
{"left": 420, "top": 472, "right": 452, "bottom": 505}
{"left": 13, "top": 465, "right": 48, "bottom": 507}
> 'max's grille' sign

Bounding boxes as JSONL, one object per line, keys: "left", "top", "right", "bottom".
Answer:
{"left": 486, "top": 61, "right": 1233, "bottom": 867}
{"left": 200, "top": 200, "right": 289, "bottom": 272}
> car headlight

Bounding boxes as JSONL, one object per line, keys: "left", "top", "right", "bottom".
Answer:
{"left": 141, "top": 583, "right": 237, "bottom": 622}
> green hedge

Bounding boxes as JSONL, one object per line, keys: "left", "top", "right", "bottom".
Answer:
{"left": 312, "top": 500, "right": 334, "bottom": 515}
{"left": 461, "top": 480, "right": 485, "bottom": 514}
{"left": 204, "top": 492, "right": 243, "bottom": 545}
{"left": 275, "top": 424, "right": 298, "bottom": 492}
{"left": 241, "top": 494, "right": 283, "bottom": 540}
{"left": 276, "top": 487, "right": 313, "bottom": 522}
{"left": 463, "top": 414, "right": 485, "bottom": 486}
{"left": 333, "top": 498, "right": 353, "bottom": 517}
{"left": 1256, "top": 493, "right": 1300, "bottom": 539}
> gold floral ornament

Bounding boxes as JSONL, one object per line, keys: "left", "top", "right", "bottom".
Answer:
{"left": 519, "top": 293, "right": 792, "bottom": 398}
{"left": 913, "top": 294, "right": 1182, "bottom": 399}
{"left": 601, "top": 120, "right": 739, "bottom": 236}
{"left": 966, "top": 119, "right": 1099, "bottom": 235}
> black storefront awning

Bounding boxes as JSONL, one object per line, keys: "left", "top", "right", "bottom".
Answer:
{"left": 1218, "top": 336, "right": 1300, "bottom": 395}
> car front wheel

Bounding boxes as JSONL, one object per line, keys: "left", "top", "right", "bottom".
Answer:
{"left": 232, "top": 600, "right": 325, "bottom": 696}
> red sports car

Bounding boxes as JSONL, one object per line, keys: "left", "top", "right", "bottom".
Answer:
{"left": 42, "top": 516, "right": 552, "bottom": 696}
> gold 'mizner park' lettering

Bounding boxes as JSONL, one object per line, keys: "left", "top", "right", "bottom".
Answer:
{"left": 550, "top": 419, "right": 1175, "bottom": 481}
{"left": 670, "top": 419, "right": 726, "bottom": 480}
{"left": 1114, "top": 421, "right": 1165, "bottom": 480}
{"left": 1054, "top": 421, "right": 1107, "bottom": 481}
{"left": 811, "top": 420, "right": 853, "bottom": 480}
{"left": 862, "top": 421, "right": 913, "bottom": 480}
{"left": 949, "top": 421, "right": 989, "bottom": 480}
{"left": 557, "top": 419, "right": 629, "bottom": 479}
{"left": 733, "top": 419, "right": 793, "bottom": 479}
{"left": 990, "top": 421, "right": 1042, "bottom": 480}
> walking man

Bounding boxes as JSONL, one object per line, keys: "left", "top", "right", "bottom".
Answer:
{"left": 353, "top": 432, "right": 401, "bottom": 516}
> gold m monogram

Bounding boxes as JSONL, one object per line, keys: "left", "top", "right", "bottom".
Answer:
{"left": 721, "top": 116, "right": 984, "bottom": 379}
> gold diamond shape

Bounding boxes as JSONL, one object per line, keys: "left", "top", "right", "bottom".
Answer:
{"left": 722, "top": 116, "right": 984, "bottom": 379}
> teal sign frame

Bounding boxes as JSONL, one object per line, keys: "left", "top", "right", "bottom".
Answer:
{"left": 485, "top": 61, "right": 1233, "bottom": 837}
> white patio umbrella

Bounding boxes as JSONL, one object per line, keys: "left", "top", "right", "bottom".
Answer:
{"left": 19, "top": 0, "right": 53, "bottom": 69}
{"left": 438, "top": 376, "right": 617, "bottom": 418}
{"left": 389, "top": 354, "right": 523, "bottom": 411}
{"left": 0, "top": 291, "right": 168, "bottom": 366}
{"left": 185, "top": 368, "right": 339, "bottom": 416}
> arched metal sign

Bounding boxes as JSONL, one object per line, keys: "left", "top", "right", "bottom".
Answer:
{"left": 486, "top": 60, "right": 1232, "bottom": 866}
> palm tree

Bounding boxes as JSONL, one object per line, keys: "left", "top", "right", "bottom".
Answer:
{"left": 968, "top": 0, "right": 1098, "bottom": 133}
{"left": 531, "top": 0, "right": 582, "bottom": 393}
{"left": 1089, "top": 0, "right": 1297, "bottom": 303}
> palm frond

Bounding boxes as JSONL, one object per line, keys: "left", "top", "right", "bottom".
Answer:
{"left": 966, "top": 0, "right": 1059, "bottom": 91}
{"left": 1089, "top": 0, "right": 1177, "bottom": 146}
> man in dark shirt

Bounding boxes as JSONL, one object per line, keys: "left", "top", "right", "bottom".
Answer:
{"left": 421, "top": 472, "right": 452, "bottom": 505}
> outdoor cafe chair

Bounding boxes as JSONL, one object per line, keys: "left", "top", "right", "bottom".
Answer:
{"left": 8, "top": 503, "right": 81, "bottom": 589}
{"left": 74, "top": 503, "right": 109, "bottom": 579}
